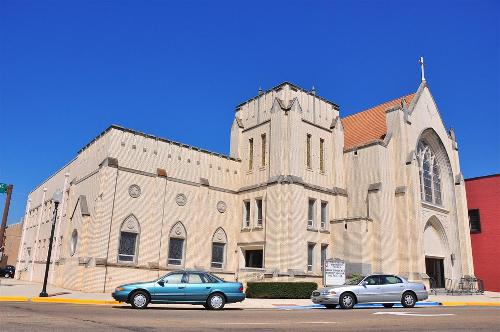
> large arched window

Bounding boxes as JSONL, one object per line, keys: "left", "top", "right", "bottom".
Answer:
{"left": 417, "top": 141, "right": 442, "bottom": 205}
{"left": 211, "top": 228, "right": 227, "bottom": 269}
{"left": 168, "top": 222, "right": 186, "bottom": 266}
{"left": 118, "top": 215, "right": 140, "bottom": 262}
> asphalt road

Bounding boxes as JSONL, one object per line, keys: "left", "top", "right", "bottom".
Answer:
{"left": 0, "top": 302, "right": 499, "bottom": 332}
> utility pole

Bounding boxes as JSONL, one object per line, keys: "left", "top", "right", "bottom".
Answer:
{"left": 0, "top": 184, "right": 14, "bottom": 263}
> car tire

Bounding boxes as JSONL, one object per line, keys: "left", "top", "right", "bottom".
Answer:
{"left": 4, "top": 273, "right": 9, "bottom": 278}
{"left": 130, "top": 291, "right": 150, "bottom": 309}
{"left": 339, "top": 293, "right": 355, "bottom": 309}
{"left": 324, "top": 304, "right": 337, "bottom": 309}
{"left": 383, "top": 304, "right": 394, "bottom": 308}
{"left": 401, "top": 292, "right": 417, "bottom": 308}
{"left": 206, "top": 293, "right": 225, "bottom": 310}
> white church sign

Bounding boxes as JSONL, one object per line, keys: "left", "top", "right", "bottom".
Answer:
{"left": 324, "top": 259, "right": 345, "bottom": 286}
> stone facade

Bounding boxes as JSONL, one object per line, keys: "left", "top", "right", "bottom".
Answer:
{"left": 16, "top": 80, "right": 474, "bottom": 292}
{"left": 1, "top": 222, "right": 22, "bottom": 268}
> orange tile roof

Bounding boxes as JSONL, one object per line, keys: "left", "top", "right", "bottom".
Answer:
{"left": 341, "top": 93, "right": 415, "bottom": 151}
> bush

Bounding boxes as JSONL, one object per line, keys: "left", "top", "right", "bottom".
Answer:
{"left": 245, "top": 282, "right": 318, "bottom": 299}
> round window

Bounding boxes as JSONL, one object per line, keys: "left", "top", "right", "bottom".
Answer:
{"left": 70, "top": 229, "right": 78, "bottom": 256}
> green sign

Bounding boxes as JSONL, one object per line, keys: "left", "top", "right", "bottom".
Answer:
{"left": 0, "top": 183, "right": 8, "bottom": 194}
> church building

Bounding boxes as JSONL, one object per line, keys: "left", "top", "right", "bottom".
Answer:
{"left": 16, "top": 63, "right": 474, "bottom": 292}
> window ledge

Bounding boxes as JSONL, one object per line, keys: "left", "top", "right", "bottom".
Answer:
{"left": 115, "top": 261, "right": 138, "bottom": 267}
{"left": 307, "top": 227, "right": 319, "bottom": 232}
{"left": 319, "top": 229, "right": 330, "bottom": 234}
{"left": 239, "top": 267, "right": 265, "bottom": 272}
{"left": 240, "top": 227, "right": 251, "bottom": 232}
{"left": 246, "top": 170, "right": 253, "bottom": 175}
{"left": 421, "top": 201, "right": 449, "bottom": 214}
{"left": 259, "top": 166, "right": 266, "bottom": 171}
{"left": 253, "top": 226, "right": 264, "bottom": 230}
{"left": 306, "top": 167, "right": 313, "bottom": 172}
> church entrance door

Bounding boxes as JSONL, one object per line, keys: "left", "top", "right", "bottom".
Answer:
{"left": 425, "top": 257, "right": 445, "bottom": 288}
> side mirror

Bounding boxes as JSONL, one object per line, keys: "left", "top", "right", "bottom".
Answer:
{"left": 361, "top": 281, "right": 368, "bottom": 286}
{"left": 158, "top": 280, "right": 165, "bottom": 287}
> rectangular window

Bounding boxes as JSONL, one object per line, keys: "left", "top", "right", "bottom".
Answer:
{"left": 307, "top": 243, "right": 315, "bottom": 272}
{"left": 468, "top": 209, "right": 481, "bottom": 233}
{"left": 261, "top": 134, "right": 266, "bottom": 167}
{"left": 118, "top": 232, "right": 137, "bottom": 262}
{"left": 321, "top": 244, "right": 328, "bottom": 272}
{"left": 211, "top": 243, "right": 225, "bottom": 268}
{"left": 245, "top": 249, "right": 263, "bottom": 268}
{"left": 308, "top": 199, "right": 316, "bottom": 228}
{"left": 320, "top": 201, "right": 328, "bottom": 229}
{"left": 243, "top": 201, "right": 251, "bottom": 228}
{"left": 249, "top": 138, "right": 254, "bottom": 170}
{"left": 256, "top": 198, "right": 263, "bottom": 227}
{"left": 168, "top": 238, "right": 184, "bottom": 265}
{"left": 306, "top": 134, "right": 312, "bottom": 168}
{"left": 320, "top": 138, "right": 324, "bottom": 173}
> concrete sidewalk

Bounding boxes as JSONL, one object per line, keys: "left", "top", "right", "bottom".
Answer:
{"left": 1, "top": 278, "right": 500, "bottom": 308}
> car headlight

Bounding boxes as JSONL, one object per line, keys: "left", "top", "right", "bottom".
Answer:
{"left": 115, "top": 287, "right": 125, "bottom": 291}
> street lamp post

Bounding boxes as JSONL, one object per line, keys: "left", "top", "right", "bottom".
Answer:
{"left": 39, "top": 190, "right": 62, "bottom": 298}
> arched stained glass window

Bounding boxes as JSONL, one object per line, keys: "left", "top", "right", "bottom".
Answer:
{"left": 417, "top": 141, "right": 442, "bottom": 205}
{"left": 118, "top": 215, "right": 140, "bottom": 262}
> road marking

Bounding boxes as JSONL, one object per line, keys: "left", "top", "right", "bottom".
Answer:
{"left": 373, "top": 312, "right": 454, "bottom": 317}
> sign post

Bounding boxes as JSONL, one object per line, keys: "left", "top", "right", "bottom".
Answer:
{"left": 323, "top": 258, "right": 346, "bottom": 286}
{"left": 0, "top": 183, "right": 14, "bottom": 262}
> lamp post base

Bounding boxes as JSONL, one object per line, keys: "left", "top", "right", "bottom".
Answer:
{"left": 39, "top": 291, "right": 48, "bottom": 297}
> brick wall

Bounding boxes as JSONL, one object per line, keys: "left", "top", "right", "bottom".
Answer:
{"left": 465, "top": 174, "right": 500, "bottom": 291}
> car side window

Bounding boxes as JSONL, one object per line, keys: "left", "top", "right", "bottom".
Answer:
{"left": 364, "top": 276, "right": 381, "bottom": 285}
{"left": 384, "top": 276, "right": 403, "bottom": 284}
{"left": 164, "top": 273, "right": 185, "bottom": 284}
{"left": 187, "top": 273, "right": 205, "bottom": 284}
{"left": 204, "top": 273, "right": 220, "bottom": 283}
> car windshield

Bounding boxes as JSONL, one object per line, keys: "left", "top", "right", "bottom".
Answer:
{"left": 344, "top": 275, "right": 365, "bottom": 285}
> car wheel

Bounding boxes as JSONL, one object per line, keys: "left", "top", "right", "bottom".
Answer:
{"left": 324, "top": 304, "right": 337, "bottom": 309}
{"left": 339, "top": 293, "right": 355, "bottom": 309}
{"left": 383, "top": 304, "right": 394, "bottom": 308}
{"left": 401, "top": 292, "right": 417, "bottom": 308}
{"left": 130, "top": 291, "right": 149, "bottom": 309}
{"left": 4, "top": 273, "right": 9, "bottom": 278}
{"left": 206, "top": 293, "right": 225, "bottom": 310}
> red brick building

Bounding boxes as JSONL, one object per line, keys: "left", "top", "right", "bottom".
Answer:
{"left": 465, "top": 174, "right": 500, "bottom": 292}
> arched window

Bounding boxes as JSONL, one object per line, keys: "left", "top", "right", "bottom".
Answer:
{"left": 168, "top": 222, "right": 186, "bottom": 266}
{"left": 211, "top": 228, "right": 227, "bottom": 269}
{"left": 417, "top": 141, "right": 442, "bottom": 205}
{"left": 118, "top": 215, "right": 140, "bottom": 262}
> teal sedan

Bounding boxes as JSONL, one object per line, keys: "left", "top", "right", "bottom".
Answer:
{"left": 112, "top": 270, "right": 245, "bottom": 310}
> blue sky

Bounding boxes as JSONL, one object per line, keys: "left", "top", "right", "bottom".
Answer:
{"left": 1, "top": 0, "right": 499, "bottom": 225}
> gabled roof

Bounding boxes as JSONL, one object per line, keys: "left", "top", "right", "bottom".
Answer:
{"left": 341, "top": 93, "right": 416, "bottom": 151}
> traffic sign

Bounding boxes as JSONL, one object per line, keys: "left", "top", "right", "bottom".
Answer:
{"left": 0, "top": 183, "right": 8, "bottom": 194}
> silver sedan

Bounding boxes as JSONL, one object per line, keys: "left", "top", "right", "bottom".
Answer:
{"left": 311, "top": 274, "right": 428, "bottom": 309}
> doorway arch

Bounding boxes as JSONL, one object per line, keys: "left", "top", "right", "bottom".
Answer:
{"left": 423, "top": 216, "right": 450, "bottom": 288}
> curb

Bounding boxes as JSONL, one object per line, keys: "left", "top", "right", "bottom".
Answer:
{"left": 31, "top": 297, "right": 120, "bottom": 305}
{"left": 0, "top": 296, "right": 29, "bottom": 302}
{"left": 441, "top": 301, "right": 500, "bottom": 307}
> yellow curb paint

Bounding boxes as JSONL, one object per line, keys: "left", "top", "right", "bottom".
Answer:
{"left": 441, "top": 301, "right": 500, "bottom": 307}
{"left": 0, "top": 296, "right": 29, "bottom": 302}
{"left": 31, "top": 297, "right": 121, "bottom": 305}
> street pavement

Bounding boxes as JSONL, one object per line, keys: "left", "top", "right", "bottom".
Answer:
{"left": 0, "top": 302, "right": 499, "bottom": 331}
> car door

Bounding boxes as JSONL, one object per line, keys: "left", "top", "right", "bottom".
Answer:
{"left": 154, "top": 272, "right": 186, "bottom": 302}
{"left": 356, "top": 275, "right": 384, "bottom": 303}
{"left": 380, "top": 275, "right": 405, "bottom": 302}
{"left": 184, "top": 273, "right": 212, "bottom": 302}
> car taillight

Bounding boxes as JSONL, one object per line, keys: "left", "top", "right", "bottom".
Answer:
{"left": 239, "top": 284, "right": 244, "bottom": 292}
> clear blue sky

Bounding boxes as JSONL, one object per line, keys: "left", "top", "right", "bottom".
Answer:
{"left": 1, "top": 0, "right": 499, "bottom": 225}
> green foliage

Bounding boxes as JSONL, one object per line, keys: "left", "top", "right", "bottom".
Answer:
{"left": 245, "top": 282, "right": 318, "bottom": 299}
